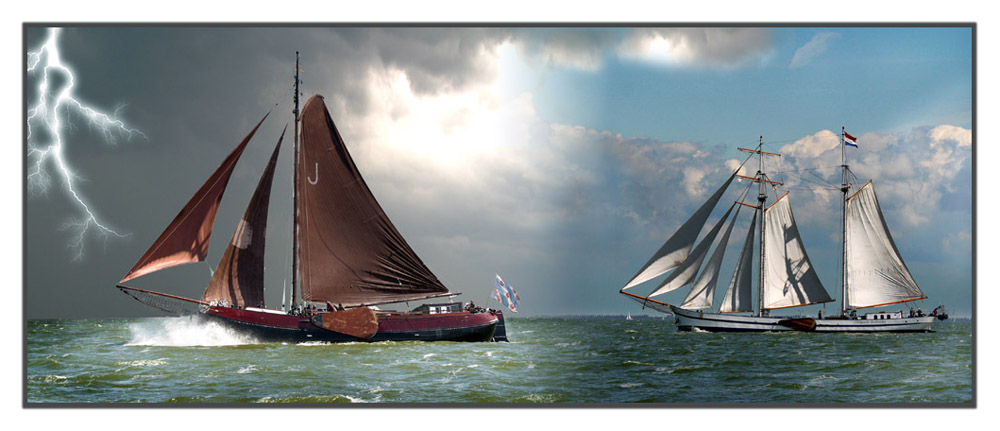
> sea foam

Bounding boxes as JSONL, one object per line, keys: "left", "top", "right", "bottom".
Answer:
{"left": 127, "top": 316, "right": 260, "bottom": 346}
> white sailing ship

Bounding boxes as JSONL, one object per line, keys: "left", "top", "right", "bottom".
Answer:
{"left": 619, "top": 132, "right": 935, "bottom": 332}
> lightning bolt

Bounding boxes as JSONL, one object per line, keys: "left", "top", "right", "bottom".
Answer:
{"left": 27, "top": 27, "right": 146, "bottom": 260}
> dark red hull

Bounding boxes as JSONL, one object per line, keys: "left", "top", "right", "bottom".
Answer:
{"left": 201, "top": 306, "right": 500, "bottom": 343}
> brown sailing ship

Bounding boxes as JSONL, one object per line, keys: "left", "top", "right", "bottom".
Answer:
{"left": 117, "top": 54, "right": 502, "bottom": 342}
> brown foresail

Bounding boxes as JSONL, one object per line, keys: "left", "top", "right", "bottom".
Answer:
{"left": 120, "top": 114, "right": 269, "bottom": 283}
{"left": 296, "top": 95, "right": 450, "bottom": 306}
{"left": 202, "top": 126, "right": 285, "bottom": 307}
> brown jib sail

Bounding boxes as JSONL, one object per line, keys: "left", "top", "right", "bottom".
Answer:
{"left": 120, "top": 114, "right": 268, "bottom": 283}
{"left": 296, "top": 95, "right": 451, "bottom": 306}
{"left": 201, "top": 126, "right": 285, "bottom": 308}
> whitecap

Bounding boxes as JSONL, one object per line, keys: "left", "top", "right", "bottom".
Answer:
{"left": 115, "top": 360, "right": 167, "bottom": 367}
{"left": 126, "top": 316, "right": 260, "bottom": 346}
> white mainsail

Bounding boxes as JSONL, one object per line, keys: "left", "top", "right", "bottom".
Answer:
{"left": 719, "top": 212, "right": 756, "bottom": 313}
{"left": 622, "top": 174, "right": 736, "bottom": 290}
{"left": 648, "top": 203, "right": 736, "bottom": 297}
{"left": 762, "top": 194, "right": 832, "bottom": 309}
{"left": 845, "top": 181, "right": 925, "bottom": 308}
{"left": 680, "top": 208, "right": 741, "bottom": 309}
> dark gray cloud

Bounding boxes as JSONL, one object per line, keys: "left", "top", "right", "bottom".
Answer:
{"left": 512, "top": 28, "right": 618, "bottom": 70}
{"left": 618, "top": 28, "right": 775, "bottom": 68}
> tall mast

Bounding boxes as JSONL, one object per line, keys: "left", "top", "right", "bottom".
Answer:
{"left": 756, "top": 136, "right": 766, "bottom": 317}
{"left": 738, "top": 138, "right": 781, "bottom": 317}
{"left": 840, "top": 126, "right": 849, "bottom": 317}
{"left": 291, "top": 52, "right": 302, "bottom": 309}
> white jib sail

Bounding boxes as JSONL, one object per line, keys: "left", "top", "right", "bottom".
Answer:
{"left": 622, "top": 174, "right": 736, "bottom": 290}
{"left": 846, "top": 182, "right": 924, "bottom": 308}
{"left": 648, "top": 203, "right": 736, "bottom": 297}
{"left": 720, "top": 211, "right": 756, "bottom": 313}
{"left": 680, "top": 207, "right": 741, "bottom": 309}
{"left": 762, "top": 194, "right": 832, "bottom": 309}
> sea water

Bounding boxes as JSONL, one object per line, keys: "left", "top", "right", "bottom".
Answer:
{"left": 25, "top": 316, "right": 972, "bottom": 404}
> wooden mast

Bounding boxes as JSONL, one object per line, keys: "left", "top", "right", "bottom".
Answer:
{"left": 739, "top": 138, "right": 781, "bottom": 317}
{"left": 291, "top": 51, "right": 301, "bottom": 311}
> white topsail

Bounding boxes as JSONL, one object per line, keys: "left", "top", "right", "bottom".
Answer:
{"left": 719, "top": 211, "right": 756, "bottom": 313}
{"left": 681, "top": 207, "right": 741, "bottom": 309}
{"left": 648, "top": 203, "right": 736, "bottom": 297}
{"left": 762, "top": 194, "right": 832, "bottom": 309}
{"left": 622, "top": 174, "right": 736, "bottom": 290}
{"left": 845, "top": 181, "right": 925, "bottom": 308}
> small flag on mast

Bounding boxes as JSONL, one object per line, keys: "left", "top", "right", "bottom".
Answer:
{"left": 844, "top": 131, "right": 858, "bottom": 148}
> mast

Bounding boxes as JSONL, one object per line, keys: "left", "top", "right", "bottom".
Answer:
{"left": 291, "top": 51, "right": 302, "bottom": 309}
{"left": 756, "top": 136, "right": 766, "bottom": 317}
{"left": 840, "top": 126, "right": 849, "bottom": 317}
{"left": 738, "top": 138, "right": 779, "bottom": 317}
{"left": 739, "top": 138, "right": 781, "bottom": 317}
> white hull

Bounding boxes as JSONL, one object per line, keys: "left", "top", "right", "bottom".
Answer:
{"left": 671, "top": 306, "right": 790, "bottom": 332}
{"left": 670, "top": 306, "right": 935, "bottom": 333}
{"left": 812, "top": 316, "right": 935, "bottom": 332}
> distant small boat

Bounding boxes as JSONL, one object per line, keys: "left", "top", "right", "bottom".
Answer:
{"left": 625, "top": 312, "right": 632, "bottom": 320}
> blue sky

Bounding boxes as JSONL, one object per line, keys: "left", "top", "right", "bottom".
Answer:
{"left": 513, "top": 27, "right": 972, "bottom": 153}
{"left": 21, "top": 26, "right": 972, "bottom": 319}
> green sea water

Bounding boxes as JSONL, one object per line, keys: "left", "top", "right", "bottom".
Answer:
{"left": 25, "top": 316, "right": 973, "bottom": 404}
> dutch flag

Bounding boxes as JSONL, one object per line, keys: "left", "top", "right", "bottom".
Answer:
{"left": 844, "top": 131, "right": 858, "bottom": 148}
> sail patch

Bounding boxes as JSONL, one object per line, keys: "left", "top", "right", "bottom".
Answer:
{"left": 232, "top": 219, "right": 252, "bottom": 249}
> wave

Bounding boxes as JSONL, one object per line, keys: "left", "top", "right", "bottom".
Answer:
{"left": 126, "top": 316, "right": 261, "bottom": 347}
{"left": 115, "top": 359, "right": 168, "bottom": 367}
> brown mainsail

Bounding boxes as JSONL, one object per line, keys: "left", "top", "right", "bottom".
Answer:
{"left": 120, "top": 114, "right": 269, "bottom": 283}
{"left": 201, "top": 126, "right": 285, "bottom": 308}
{"left": 296, "top": 95, "right": 451, "bottom": 306}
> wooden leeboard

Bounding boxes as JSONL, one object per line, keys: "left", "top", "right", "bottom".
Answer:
{"left": 314, "top": 307, "right": 379, "bottom": 339}
{"left": 778, "top": 318, "right": 817, "bottom": 332}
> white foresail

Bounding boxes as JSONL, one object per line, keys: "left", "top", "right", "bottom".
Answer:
{"left": 681, "top": 208, "right": 741, "bottom": 309}
{"left": 845, "top": 182, "right": 925, "bottom": 308}
{"left": 762, "top": 195, "right": 832, "bottom": 309}
{"left": 622, "top": 174, "right": 736, "bottom": 290}
{"left": 648, "top": 203, "right": 736, "bottom": 297}
{"left": 720, "top": 212, "right": 756, "bottom": 313}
